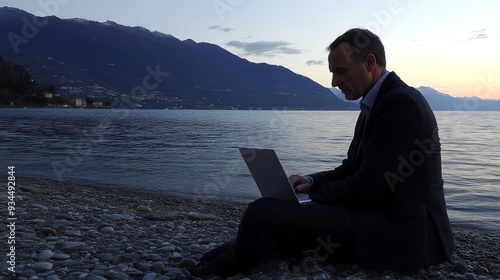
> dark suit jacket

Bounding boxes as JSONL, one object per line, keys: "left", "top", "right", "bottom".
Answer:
{"left": 309, "top": 72, "right": 454, "bottom": 270}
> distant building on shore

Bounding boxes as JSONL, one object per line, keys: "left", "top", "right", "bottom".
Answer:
{"left": 69, "top": 98, "right": 87, "bottom": 108}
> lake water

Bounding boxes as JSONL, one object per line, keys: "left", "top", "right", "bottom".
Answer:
{"left": 1, "top": 108, "right": 499, "bottom": 237}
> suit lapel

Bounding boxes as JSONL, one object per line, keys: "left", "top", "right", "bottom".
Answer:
{"left": 351, "top": 72, "right": 405, "bottom": 169}
{"left": 353, "top": 111, "right": 367, "bottom": 167}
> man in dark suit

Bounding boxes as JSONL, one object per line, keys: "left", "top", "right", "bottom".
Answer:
{"left": 188, "top": 28, "right": 455, "bottom": 277}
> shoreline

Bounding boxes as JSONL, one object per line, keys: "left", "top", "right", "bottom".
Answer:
{"left": 1, "top": 177, "right": 499, "bottom": 279}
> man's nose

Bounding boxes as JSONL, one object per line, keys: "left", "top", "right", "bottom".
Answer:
{"left": 331, "top": 74, "right": 341, "bottom": 88}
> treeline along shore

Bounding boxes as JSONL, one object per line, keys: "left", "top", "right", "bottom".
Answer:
{"left": 1, "top": 177, "right": 499, "bottom": 279}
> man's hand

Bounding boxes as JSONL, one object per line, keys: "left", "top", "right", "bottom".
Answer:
{"left": 288, "top": 174, "right": 312, "bottom": 193}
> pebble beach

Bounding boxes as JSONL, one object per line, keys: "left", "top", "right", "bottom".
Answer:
{"left": 1, "top": 177, "right": 499, "bottom": 280}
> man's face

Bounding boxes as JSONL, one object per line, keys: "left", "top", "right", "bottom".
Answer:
{"left": 328, "top": 42, "right": 372, "bottom": 100}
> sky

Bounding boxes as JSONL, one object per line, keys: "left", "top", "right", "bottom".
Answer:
{"left": 1, "top": 0, "right": 500, "bottom": 99}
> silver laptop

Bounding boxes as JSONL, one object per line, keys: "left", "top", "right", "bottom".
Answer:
{"left": 239, "top": 148, "right": 311, "bottom": 204}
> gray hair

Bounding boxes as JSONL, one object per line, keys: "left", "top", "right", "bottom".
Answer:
{"left": 328, "top": 28, "right": 386, "bottom": 68}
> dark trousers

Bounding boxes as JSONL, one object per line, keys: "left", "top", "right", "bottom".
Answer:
{"left": 214, "top": 197, "right": 356, "bottom": 275}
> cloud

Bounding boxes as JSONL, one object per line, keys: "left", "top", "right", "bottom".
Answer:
{"left": 462, "top": 28, "right": 491, "bottom": 42}
{"left": 305, "top": 59, "right": 324, "bottom": 66}
{"left": 226, "top": 40, "right": 302, "bottom": 57}
{"left": 208, "top": 25, "right": 234, "bottom": 33}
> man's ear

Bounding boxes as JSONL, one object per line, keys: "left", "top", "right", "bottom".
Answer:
{"left": 365, "top": 54, "right": 377, "bottom": 71}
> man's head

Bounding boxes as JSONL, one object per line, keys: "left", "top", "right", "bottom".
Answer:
{"left": 328, "top": 28, "right": 386, "bottom": 100}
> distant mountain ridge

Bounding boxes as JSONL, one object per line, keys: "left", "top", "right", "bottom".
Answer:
{"left": 330, "top": 86, "right": 500, "bottom": 111}
{"left": 0, "top": 7, "right": 349, "bottom": 110}
{"left": 417, "top": 87, "right": 500, "bottom": 111}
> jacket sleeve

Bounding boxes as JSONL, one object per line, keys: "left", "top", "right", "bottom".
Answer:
{"left": 309, "top": 90, "right": 430, "bottom": 207}
{"left": 307, "top": 143, "right": 355, "bottom": 191}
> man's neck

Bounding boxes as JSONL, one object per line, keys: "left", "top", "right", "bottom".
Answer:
{"left": 364, "top": 67, "right": 387, "bottom": 97}
{"left": 371, "top": 67, "right": 386, "bottom": 86}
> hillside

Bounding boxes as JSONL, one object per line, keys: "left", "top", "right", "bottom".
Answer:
{"left": 0, "top": 7, "right": 349, "bottom": 110}
{"left": 0, "top": 54, "right": 61, "bottom": 106}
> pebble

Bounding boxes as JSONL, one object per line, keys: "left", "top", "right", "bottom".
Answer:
{"left": 137, "top": 205, "right": 152, "bottom": 212}
{"left": 41, "top": 227, "right": 57, "bottom": 235}
{"left": 452, "top": 262, "right": 468, "bottom": 273}
{"left": 51, "top": 253, "right": 71, "bottom": 260}
{"left": 100, "top": 226, "right": 115, "bottom": 233}
{"left": 4, "top": 177, "right": 498, "bottom": 280}
{"left": 178, "top": 258, "right": 198, "bottom": 268}
{"left": 477, "top": 266, "right": 490, "bottom": 274}
{"left": 188, "top": 211, "right": 216, "bottom": 220}
{"left": 20, "top": 184, "right": 39, "bottom": 192}
{"left": 143, "top": 272, "right": 158, "bottom": 280}
{"left": 38, "top": 249, "right": 55, "bottom": 260}
{"left": 32, "top": 203, "right": 49, "bottom": 211}
{"left": 152, "top": 261, "right": 165, "bottom": 271}
{"left": 32, "top": 261, "right": 54, "bottom": 272}
{"left": 97, "top": 223, "right": 114, "bottom": 230}
{"left": 60, "top": 241, "right": 87, "bottom": 251}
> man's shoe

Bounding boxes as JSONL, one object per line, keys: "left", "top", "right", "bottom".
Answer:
{"left": 200, "top": 238, "right": 235, "bottom": 263}
{"left": 186, "top": 262, "right": 216, "bottom": 278}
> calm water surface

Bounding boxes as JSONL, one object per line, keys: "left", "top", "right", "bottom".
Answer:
{"left": 1, "top": 108, "right": 499, "bottom": 237}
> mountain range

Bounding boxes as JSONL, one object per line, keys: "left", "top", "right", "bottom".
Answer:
{"left": 0, "top": 7, "right": 349, "bottom": 110}
{"left": 1, "top": 6, "right": 499, "bottom": 110}
{"left": 331, "top": 87, "right": 500, "bottom": 111}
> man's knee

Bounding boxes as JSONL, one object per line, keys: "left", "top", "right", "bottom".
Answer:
{"left": 245, "top": 197, "right": 277, "bottom": 217}
{"left": 240, "top": 197, "right": 286, "bottom": 227}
